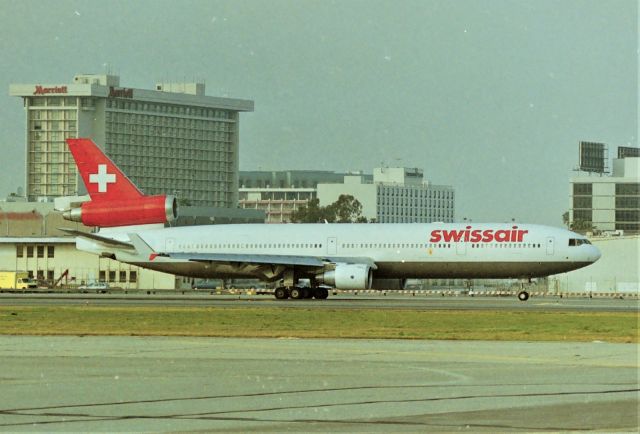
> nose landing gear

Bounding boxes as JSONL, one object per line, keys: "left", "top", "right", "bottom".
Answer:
{"left": 517, "top": 278, "right": 533, "bottom": 301}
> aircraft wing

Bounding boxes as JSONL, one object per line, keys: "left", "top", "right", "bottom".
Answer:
{"left": 161, "top": 252, "right": 377, "bottom": 269}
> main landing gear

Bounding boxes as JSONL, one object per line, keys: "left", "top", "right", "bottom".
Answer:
{"left": 274, "top": 286, "right": 329, "bottom": 300}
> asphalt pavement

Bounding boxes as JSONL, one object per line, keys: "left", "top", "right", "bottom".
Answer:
{"left": 0, "top": 292, "right": 638, "bottom": 312}
{"left": 0, "top": 336, "right": 637, "bottom": 432}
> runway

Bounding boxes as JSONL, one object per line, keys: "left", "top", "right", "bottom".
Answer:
{"left": 0, "top": 336, "right": 637, "bottom": 432}
{"left": 0, "top": 292, "right": 638, "bottom": 312}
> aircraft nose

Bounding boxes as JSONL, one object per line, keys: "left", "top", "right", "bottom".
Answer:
{"left": 590, "top": 245, "right": 601, "bottom": 263}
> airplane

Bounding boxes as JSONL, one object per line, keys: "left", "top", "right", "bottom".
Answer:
{"left": 60, "top": 138, "right": 601, "bottom": 301}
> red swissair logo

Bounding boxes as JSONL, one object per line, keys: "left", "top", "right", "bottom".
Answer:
{"left": 430, "top": 226, "right": 529, "bottom": 243}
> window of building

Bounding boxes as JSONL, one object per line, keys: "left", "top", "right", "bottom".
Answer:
{"left": 47, "top": 270, "right": 54, "bottom": 281}
{"left": 615, "top": 210, "right": 640, "bottom": 222}
{"left": 47, "top": 246, "right": 54, "bottom": 258}
{"left": 16, "top": 245, "right": 23, "bottom": 258}
{"left": 573, "top": 210, "right": 592, "bottom": 222}
{"left": 119, "top": 271, "right": 127, "bottom": 282}
{"left": 37, "top": 246, "right": 44, "bottom": 258}
{"left": 129, "top": 270, "right": 137, "bottom": 283}
{"left": 573, "top": 196, "right": 592, "bottom": 209}
{"left": 573, "top": 183, "right": 593, "bottom": 195}
{"left": 27, "top": 245, "right": 34, "bottom": 257}
{"left": 615, "top": 196, "right": 640, "bottom": 209}
{"left": 615, "top": 183, "right": 640, "bottom": 195}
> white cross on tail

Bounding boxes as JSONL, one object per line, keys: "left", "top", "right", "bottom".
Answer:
{"left": 89, "top": 164, "right": 116, "bottom": 193}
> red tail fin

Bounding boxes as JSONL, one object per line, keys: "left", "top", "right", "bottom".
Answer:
{"left": 66, "top": 138, "right": 142, "bottom": 201}
{"left": 64, "top": 138, "right": 177, "bottom": 228}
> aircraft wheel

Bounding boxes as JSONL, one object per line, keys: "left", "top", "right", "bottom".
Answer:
{"left": 290, "top": 287, "right": 303, "bottom": 300}
{"left": 314, "top": 288, "right": 329, "bottom": 299}
{"left": 274, "top": 287, "right": 289, "bottom": 300}
{"left": 517, "top": 290, "right": 530, "bottom": 301}
{"left": 303, "top": 288, "right": 313, "bottom": 299}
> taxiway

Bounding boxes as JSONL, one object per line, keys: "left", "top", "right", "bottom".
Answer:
{"left": 0, "top": 336, "right": 637, "bottom": 432}
{"left": 0, "top": 293, "right": 637, "bottom": 312}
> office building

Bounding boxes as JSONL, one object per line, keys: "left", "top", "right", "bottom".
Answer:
{"left": 570, "top": 150, "right": 639, "bottom": 233}
{"left": 10, "top": 74, "right": 254, "bottom": 206}
{"left": 318, "top": 167, "right": 455, "bottom": 223}
{"left": 239, "top": 170, "right": 370, "bottom": 223}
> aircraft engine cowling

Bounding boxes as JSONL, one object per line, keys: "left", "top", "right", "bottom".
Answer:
{"left": 63, "top": 195, "right": 177, "bottom": 227}
{"left": 316, "top": 263, "right": 373, "bottom": 290}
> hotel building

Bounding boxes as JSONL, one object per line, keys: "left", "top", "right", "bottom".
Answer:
{"left": 10, "top": 74, "right": 254, "bottom": 207}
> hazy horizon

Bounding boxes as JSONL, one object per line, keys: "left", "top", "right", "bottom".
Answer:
{"left": 0, "top": 0, "right": 637, "bottom": 225}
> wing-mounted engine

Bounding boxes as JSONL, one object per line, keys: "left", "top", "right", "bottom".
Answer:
{"left": 63, "top": 195, "right": 177, "bottom": 227}
{"left": 316, "top": 263, "right": 373, "bottom": 290}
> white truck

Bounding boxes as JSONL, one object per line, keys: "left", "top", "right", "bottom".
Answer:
{"left": 0, "top": 271, "right": 39, "bottom": 291}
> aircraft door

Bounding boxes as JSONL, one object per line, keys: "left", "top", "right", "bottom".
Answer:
{"left": 546, "top": 237, "right": 555, "bottom": 255}
{"left": 165, "top": 238, "right": 175, "bottom": 252}
{"left": 327, "top": 237, "right": 337, "bottom": 255}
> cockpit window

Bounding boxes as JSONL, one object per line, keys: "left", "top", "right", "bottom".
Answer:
{"left": 569, "top": 238, "right": 591, "bottom": 246}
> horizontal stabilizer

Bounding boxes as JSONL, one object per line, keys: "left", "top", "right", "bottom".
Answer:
{"left": 58, "top": 228, "right": 135, "bottom": 250}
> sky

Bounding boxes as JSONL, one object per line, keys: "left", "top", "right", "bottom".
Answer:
{"left": 0, "top": 0, "right": 637, "bottom": 225}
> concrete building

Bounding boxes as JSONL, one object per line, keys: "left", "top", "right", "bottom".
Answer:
{"left": 0, "top": 202, "right": 264, "bottom": 290}
{"left": 0, "top": 201, "right": 87, "bottom": 237}
{"left": 239, "top": 170, "right": 353, "bottom": 189}
{"left": 0, "top": 237, "right": 177, "bottom": 290}
{"left": 239, "top": 187, "right": 317, "bottom": 223}
{"left": 570, "top": 155, "right": 640, "bottom": 233}
{"left": 238, "top": 170, "right": 371, "bottom": 223}
{"left": 548, "top": 235, "right": 639, "bottom": 294}
{"left": 239, "top": 168, "right": 453, "bottom": 224}
{"left": 317, "top": 167, "right": 455, "bottom": 223}
{"left": 10, "top": 74, "right": 254, "bottom": 207}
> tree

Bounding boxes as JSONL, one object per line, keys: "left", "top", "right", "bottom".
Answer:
{"left": 330, "top": 194, "right": 364, "bottom": 223}
{"left": 570, "top": 219, "right": 595, "bottom": 234}
{"left": 290, "top": 198, "right": 334, "bottom": 223}
{"left": 289, "top": 195, "right": 367, "bottom": 223}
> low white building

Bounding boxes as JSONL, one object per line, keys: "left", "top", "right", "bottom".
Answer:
{"left": 317, "top": 167, "right": 455, "bottom": 223}
{"left": 548, "top": 235, "right": 639, "bottom": 294}
{"left": 0, "top": 237, "right": 180, "bottom": 290}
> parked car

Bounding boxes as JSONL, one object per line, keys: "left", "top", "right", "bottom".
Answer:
{"left": 78, "top": 282, "right": 110, "bottom": 293}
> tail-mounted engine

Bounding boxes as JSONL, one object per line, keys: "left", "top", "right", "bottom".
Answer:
{"left": 316, "top": 263, "right": 373, "bottom": 290}
{"left": 63, "top": 195, "right": 177, "bottom": 227}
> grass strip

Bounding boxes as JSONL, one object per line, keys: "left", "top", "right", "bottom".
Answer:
{"left": 0, "top": 306, "right": 637, "bottom": 342}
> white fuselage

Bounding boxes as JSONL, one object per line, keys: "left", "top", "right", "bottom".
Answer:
{"left": 82, "top": 223, "right": 601, "bottom": 282}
